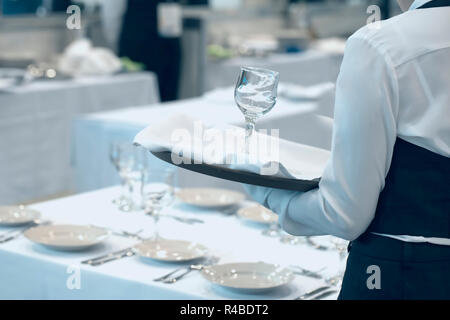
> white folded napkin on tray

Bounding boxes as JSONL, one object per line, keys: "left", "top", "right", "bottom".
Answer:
{"left": 134, "top": 114, "right": 330, "bottom": 181}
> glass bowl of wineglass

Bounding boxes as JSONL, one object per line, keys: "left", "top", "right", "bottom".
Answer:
{"left": 234, "top": 66, "right": 279, "bottom": 152}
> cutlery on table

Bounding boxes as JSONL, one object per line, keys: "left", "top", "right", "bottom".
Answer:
{"left": 111, "top": 228, "right": 144, "bottom": 240}
{"left": 310, "top": 289, "right": 338, "bottom": 300}
{"left": 154, "top": 256, "right": 219, "bottom": 283}
{"left": 290, "top": 265, "right": 325, "bottom": 279}
{"left": 81, "top": 247, "right": 134, "bottom": 265}
{"left": 0, "top": 220, "right": 51, "bottom": 244}
{"left": 261, "top": 224, "right": 282, "bottom": 237}
{"left": 153, "top": 266, "right": 186, "bottom": 282}
{"left": 306, "top": 237, "right": 330, "bottom": 251}
{"left": 165, "top": 215, "right": 204, "bottom": 225}
{"left": 161, "top": 264, "right": 205, "bottom": 284}
{"left": 88, "top": 249, "right": 136, "bottom": 266}
{"left": 89, "top": 225, "right": 144, "bottom": 241}
{"left": 145, "top": 212, "right": 204, "bottom": 225}
{"left": 294, "top": 286, "right": 331, "bottom": 300}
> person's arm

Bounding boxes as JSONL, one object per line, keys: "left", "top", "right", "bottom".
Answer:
{"left": 245, "top": 35, "right": 399, "bottom": 240}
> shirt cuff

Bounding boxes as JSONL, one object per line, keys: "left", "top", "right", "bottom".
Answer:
{"left": 266, "top": 189, "right": 321, "bottom": 236}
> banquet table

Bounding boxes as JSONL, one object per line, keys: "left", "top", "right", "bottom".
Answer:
{"left": 0, "top": 72, "right": 159, "bottom": 205}
{"left": 204, "top": 50, "right": 343, "bottom": 92}
{"left": 72, "top": 87, "right": 334, "bottom": 193}
{"left": 0, "top": 186, "right": 345, "bottom": 300}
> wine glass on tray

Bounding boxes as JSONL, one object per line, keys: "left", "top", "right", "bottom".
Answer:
{"left": 234, "top": 66, "right": 279, "bottom": 152}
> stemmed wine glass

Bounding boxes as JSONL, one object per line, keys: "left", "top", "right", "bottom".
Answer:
{"left": 234, "top": 66, "right": 279, "bottom": 152}
{"left": 110, "top": 141, "right": 135, "bottom": 210}
{"left": 141, "top": 168, "right": 176, "bottom": 239}
{"left": 110, "top": 142, "right": 148, "bottom": 212}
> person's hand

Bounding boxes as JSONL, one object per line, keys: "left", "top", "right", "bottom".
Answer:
{"left": 242, "top": 183, "right": 275, "bottom": 207}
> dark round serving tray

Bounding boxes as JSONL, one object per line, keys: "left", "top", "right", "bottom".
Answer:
{"left": 151, "top": 150, "right": 320, "bottom": 192}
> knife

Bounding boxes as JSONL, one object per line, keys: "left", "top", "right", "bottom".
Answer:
{"left": 88, "top": 249, "right": 136, "bottom": 266}
{"left": 310, "top": 289, "right": 338, "bottom": 300}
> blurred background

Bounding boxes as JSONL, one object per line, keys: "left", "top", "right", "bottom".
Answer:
{"left": 0, "top": 0, "right": 403, "bottom": 205}
{"left": 0, "top": 0, "right": 402, "bottom": 100}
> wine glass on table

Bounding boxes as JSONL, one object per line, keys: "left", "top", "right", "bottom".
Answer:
{"left": 141, "top": 168, "right": 176, "bottom": 239}
{"left": 110, "top": 141, "right": 134, "bottom": 209}
{"left": 235, "top": 66, "right": 279, "bottom": 152}
{"left": 111, "top": 143, "right": 147, "bottom": 212}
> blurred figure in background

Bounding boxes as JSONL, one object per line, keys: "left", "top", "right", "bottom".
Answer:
{"left": 119, "top": 0, "right": 182, "bottom": 102}
{"left": 1, "top": 0, "right": 72, "bottom": 15}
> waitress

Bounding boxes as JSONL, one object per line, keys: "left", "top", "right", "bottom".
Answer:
{"left": 245, "top": 0, "right": 450, "bottom": 299}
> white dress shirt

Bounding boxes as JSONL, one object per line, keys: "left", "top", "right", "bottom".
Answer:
{"left": 256, "top": 2, "right": 450, "bottom": 243}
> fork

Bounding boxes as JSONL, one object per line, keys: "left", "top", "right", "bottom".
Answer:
{"left": 0, "top": 220, "right": 51, "bottom": 244}
{"left": 155, "top": 256, "right": 219, "bottom": 283}
{"left": 162, "top": 264, "right": 206, "bottom": 284}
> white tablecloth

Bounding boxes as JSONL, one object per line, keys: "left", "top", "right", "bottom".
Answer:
{"left": 0, "top": 72, "right": 159, "bottom": 205}
{"left": 0, "top": 187, "right": 345, "bottom": 299}
{"left": 205, "top": 51, "right": 343, "bottom": 91}
{"left": 72, "top": 87, "right": 334, "bottom": 193}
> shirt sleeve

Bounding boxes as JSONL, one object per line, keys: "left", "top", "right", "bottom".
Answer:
{"left": 266, "top": 35, "right": 399, "bottom": 240}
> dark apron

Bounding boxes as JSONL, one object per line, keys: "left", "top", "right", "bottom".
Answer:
{"left": 339, "top": 0, "right": 450, "bottom": 299}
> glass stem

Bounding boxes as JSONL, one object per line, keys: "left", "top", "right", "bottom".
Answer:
{"left": 153, "top": 210, "right": 161, "bottom": 240}
{"left": 119, "top": 175, "right": 127, "bottom": 198}
{"left": 245, "top": 118, "right": 256, "bottom": 153}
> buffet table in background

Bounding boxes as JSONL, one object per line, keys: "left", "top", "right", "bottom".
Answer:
{"left": 0, "top": 186, "right": 343, "bottom": 300}
{"left": 0, "top": 72, "right": 159, "bottom": 205}
{"left": 72, "top": 87, "right": 334, "bottom": 193}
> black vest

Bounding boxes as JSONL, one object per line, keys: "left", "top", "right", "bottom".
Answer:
{"left": 365, "top": 0, "right": 450, "bottom": 238}
{"left": 417, "top": 0, "right": 450, "bottom": 9}
{"left": 366, "top": 139, "right": 450, "bottom": 237}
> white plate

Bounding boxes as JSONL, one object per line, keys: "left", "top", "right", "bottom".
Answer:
{"left": 24, "top": 224, "right": 109, "bottom": 251}
{"left": 134, "top": 238, "right": 208, "bottom": 262}
{"left": 176, "top": 188, "right": 245, "bottom": 208}
{"left": 201, "top": 262, "right": 294, "bottom": 291}
{"left": 237, "top": 204, "right": 278, "bottom": 225}
{"left": 0, "top": 206, "right": 41, "bottom": 226}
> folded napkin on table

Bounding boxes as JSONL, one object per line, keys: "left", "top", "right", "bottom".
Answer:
{"left": 58, "top": 38, "right": 122, "bottom": 77}
{"left": 134, "top": 114, "right": 330, "bottom": 181}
